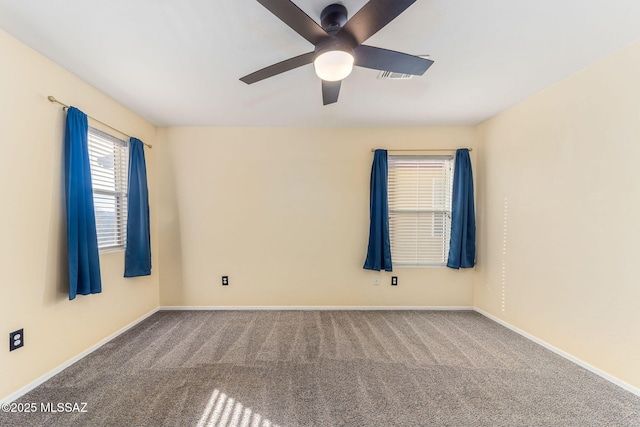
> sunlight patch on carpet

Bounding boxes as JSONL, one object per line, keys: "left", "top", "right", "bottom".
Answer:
{"left": 197, "top": 389, "right": 279, "bottom": 427}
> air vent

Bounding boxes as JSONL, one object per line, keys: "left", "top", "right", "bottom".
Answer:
{"left": 377, "top": 55, "right": 430, "bottom": 80}
{"left": 377, "top": 71, "right": 414, "bottom": 80}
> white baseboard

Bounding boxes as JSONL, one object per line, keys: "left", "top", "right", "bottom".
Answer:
{"left": 160, "top": 305, "right": 474, "bottom": 311}
{"left": 1, "top": 307, "right": 159, "bottom": 404}
{"left": 473, "top": 307, "right": 640, "bottom": 398}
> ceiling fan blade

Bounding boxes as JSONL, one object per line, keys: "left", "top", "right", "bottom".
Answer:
{"left": 339, "top": 0, "right": 417, "bottom": 45}
{"left": 257, "top": 0, "right": 328, "bottom": 46}
{"left": 240, "top": 52, "right": 315, "bottom": 84}
{"left": 354, "top": 45, "right": 433, "bottom": 75}
{"left": 322, "top": 80, "right": 341, "bottom": 105}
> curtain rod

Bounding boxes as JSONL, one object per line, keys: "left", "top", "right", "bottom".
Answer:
{"left": 47, "top": 96, "right": 152, "bottom": 149}
{"left": 371, "top": 148, "right": 472, "bottom": 152}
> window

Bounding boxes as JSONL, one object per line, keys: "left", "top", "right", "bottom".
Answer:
{"left": 388, "top": 155, "right": 454, "bottom": 267}
{"left": 88, "top": 127, "right": 129, "bottom": 251}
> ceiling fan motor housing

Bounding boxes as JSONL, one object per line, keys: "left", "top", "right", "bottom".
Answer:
{"left": 321, "top": 4, "right": 348, "bottom": 32}
{"left": 316, "top": 3, "right": 355, "bottom": 59}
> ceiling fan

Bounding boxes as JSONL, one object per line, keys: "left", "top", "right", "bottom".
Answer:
{"left": 240, "top": 0, "right": 434, "bottom": 105}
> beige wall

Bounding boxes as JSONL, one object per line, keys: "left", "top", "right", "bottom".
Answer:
{"left": 157, "top": 127, "right": 476, "bottom": 307}
{"left": 475, "top": 40, "right": 640, "bottom": 389}
{"left": 0, "top": 29, "right": 159, "bottom": 400}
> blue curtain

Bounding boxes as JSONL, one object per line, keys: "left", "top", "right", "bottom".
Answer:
{"left": 65, "top": 107, "right": 102, "bottom": 299}
{"left": 447, "top": 148, "right": 476, "bottom": 269}
{"left": 124, "top": 138, "right": 152, "bottom": 277}
{"left": 363, "top": 150, "right": 392, "bottom": 271}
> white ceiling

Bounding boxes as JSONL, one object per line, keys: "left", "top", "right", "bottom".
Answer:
{"left": 1, "top": 0, "right": 639, "bottom": 127}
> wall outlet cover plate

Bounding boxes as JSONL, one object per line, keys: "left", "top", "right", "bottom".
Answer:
{"left": 10, "top": 329, "right": 24, "bottom": 351}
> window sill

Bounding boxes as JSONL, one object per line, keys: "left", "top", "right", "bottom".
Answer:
{"left": 394, "top": 265, "right": 447, "bottom": 269}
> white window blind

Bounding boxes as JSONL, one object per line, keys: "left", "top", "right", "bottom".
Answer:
{"left": 388, "top": 155, "right": 454, "bottom": 267}
{"left": 88, "top": 127, "right": 129, "bottom": 251}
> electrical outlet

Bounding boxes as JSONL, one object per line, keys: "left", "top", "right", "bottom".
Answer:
{"left": 391, "top": 276, "right": 398, "bottom": 286}
{"left": 10, "top": 329, "right": 23, "bottom": 351}
{"left": 222, "top": 276, "right": 229, "bottom": 286}
{"left": 373, "top": 275, "right": 380, "bottom": 285}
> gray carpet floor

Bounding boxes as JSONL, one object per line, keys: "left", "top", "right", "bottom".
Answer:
{"left": 2, "top": 310, "right": 640, "bottom": 426}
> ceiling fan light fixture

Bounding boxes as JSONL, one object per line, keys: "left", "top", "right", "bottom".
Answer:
{"left": 313, "top": 48, "right": 354, "bottom": 82}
